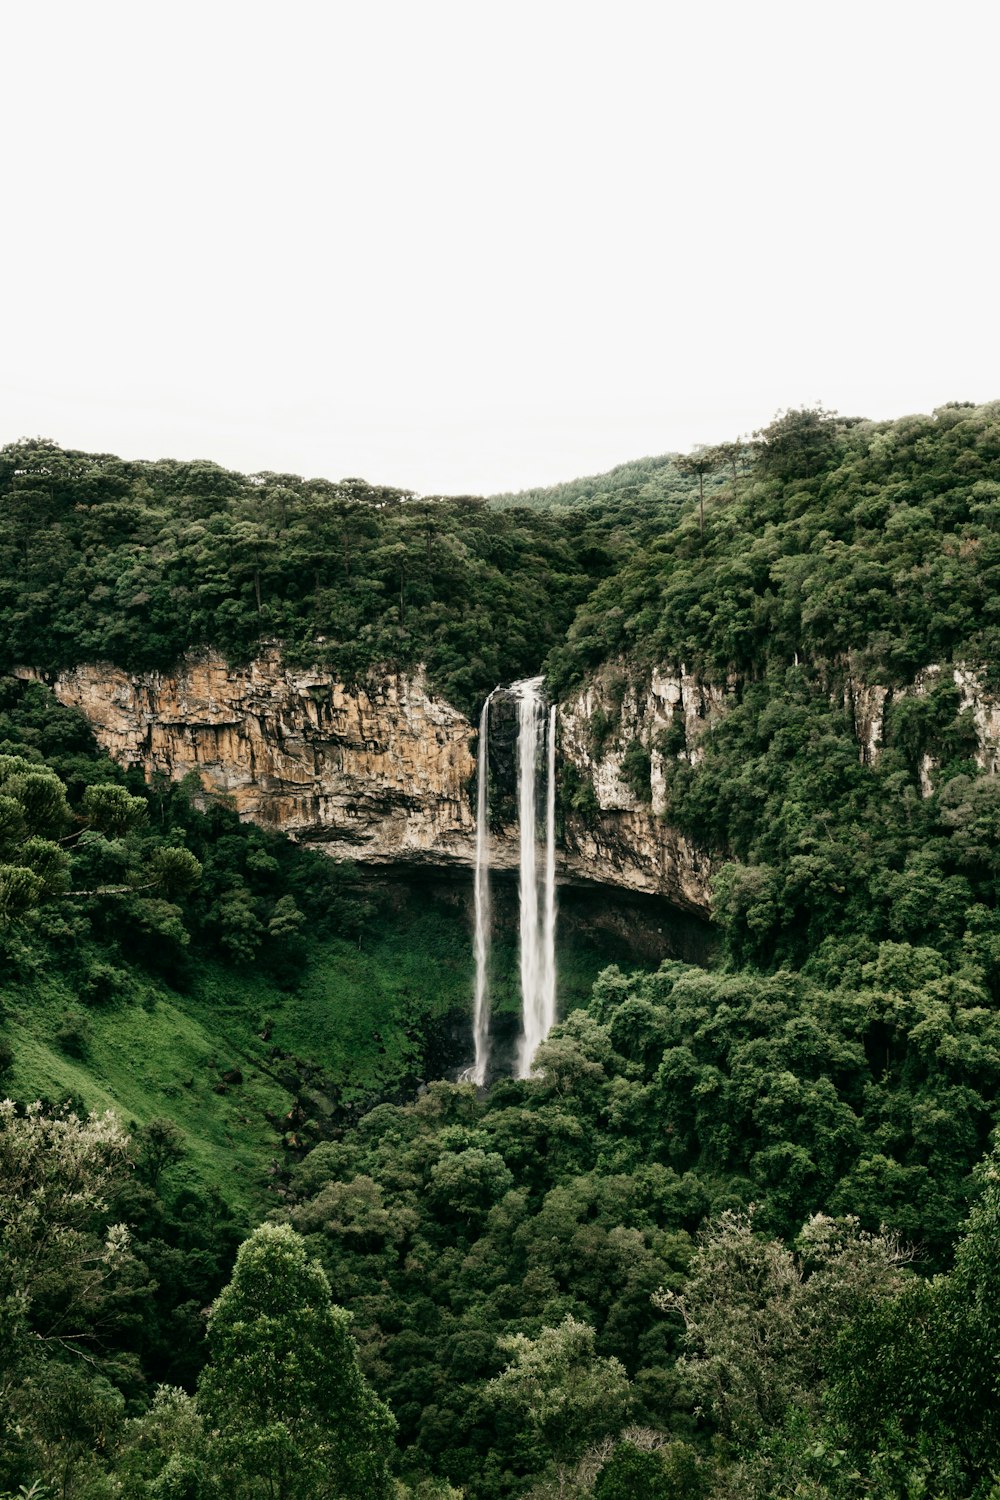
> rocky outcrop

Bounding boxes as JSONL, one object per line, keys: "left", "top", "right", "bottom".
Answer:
{"left": 843, "top": 662, "right": 1000, "bottom": 787}
{"left": 17, "top": 651, "right": 479, "bottom": 869}
{"left": 557, "top": 662, "right": 724, "bottom": 912}
{"left": 20, "top": 648, "right": 1000, "bottom": 918}
{"left": 16, "top": 650, "right": 716, "bottom": 912}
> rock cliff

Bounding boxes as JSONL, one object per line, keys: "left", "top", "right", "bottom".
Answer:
{"left": 843, "top": 661, "right": 1000, "bottom": 791}
{"left": 17, "top": 651, "right": 478, "bottom": 868}
{"left": 17, "top": 650, "right": 1000, "bottom": 920}
{"left": 15, "top": 650, "right": 716, "bottom": 915}
{"left": 557, "top": 662, "right": 722, "bottom": 912}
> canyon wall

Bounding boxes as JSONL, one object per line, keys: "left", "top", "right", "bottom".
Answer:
{"left": 16, "top": 651, "right": 715, "bottom": 913}
{"left": 557, "top": 662, "right": 723, "bottom": 912}
{"left": 24, "top": 650, "right": 993, "bottom": 918}
{"left": 844, "top": 662, "right": 1000, "bottom": 784}
{"left": 17, "top": 651, "right": 478, "bottom": 868}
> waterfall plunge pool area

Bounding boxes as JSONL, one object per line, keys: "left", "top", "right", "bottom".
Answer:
{"left": 353, "top": 866, "right": 715, "bottom": 1090}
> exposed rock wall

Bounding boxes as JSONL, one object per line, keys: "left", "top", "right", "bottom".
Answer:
{"left": 843, "top": 662, "right": 1000, "bottom": 785}
{"left": 15, "top": 651, "right": 716, "bottom": 913}
{"left": 19, "top": 649, "right": 1000, "bottom": 918}
{"left": 17, "top": 651, "right": 479, "bottom": 869}
{"left": 557, "top": 662, "right": 721, "bottom": 912}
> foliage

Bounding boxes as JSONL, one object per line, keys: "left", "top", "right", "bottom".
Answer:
{"left": 0, "top": 441, "right": 632, "bottom": 718}
{"left": 4, "top": 408, "right": 1000, "bottom": 1496}
{"left": 655, "top": 1209, "right": 909, "bottom": 1442}
{"left": 547, "top": 401, "right": 1000, "bottom": 694}
{"left": 197, "top": 1222, "right": 395, "bottom": 1498}
{"left": 488, "top": 1315, "right": 632, "bottom": 1465}
{"left": 0, "top": 1100, "right": 135, "bottom": 1494}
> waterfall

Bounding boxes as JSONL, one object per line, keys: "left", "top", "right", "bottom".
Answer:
{"left": 515, "top": 678, "right": 543, "bottom": 1077}
{"left": 465, "top": 677, "right": 558, "bottom": 1085}
{"left": 540, "top": 702, "right": 558, "bottom": 1044}
{"left": 513, "top": 679, "right": 558, "bottom": 1079}
{"left": 468, "top": 690, "right": 494, "bottom": 1086}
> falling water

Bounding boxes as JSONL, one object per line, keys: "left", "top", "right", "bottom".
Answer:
{"left": 465, "top": 677, "right": 558, "bottom": 1084}
{"left": 540, "top": 703, "right": 558, "bottom": 1044}
{"left": 514, "top": 679, "right": 558, "bottom": 1078}
{"left": 515, "top": 678, "right": 543, "bottom": 1077}
{"left": 468, "top": 690, "right": 495, "bottom": 1085}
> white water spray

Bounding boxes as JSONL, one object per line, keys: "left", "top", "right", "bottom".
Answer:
{"left": 515, "top": 679, "right": 543, "bottom": 1076}
{"left": 465, "top": 678, "right": 558, "bottom": 1084}
{"left": 468, "top": 690, "right": 495, "bottom": 1085}
{"left": 514, "top": 679, "right": 558, "bottom": 1078}
{"left": 540, "top": 703, "right": 558, "bottom": 1044}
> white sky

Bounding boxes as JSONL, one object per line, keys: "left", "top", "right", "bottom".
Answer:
{"left": 1, "top": 0, "right": 997, "bottom": 496}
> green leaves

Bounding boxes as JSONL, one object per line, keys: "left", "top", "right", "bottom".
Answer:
{"left": 0, "top": 440, "right": 621, "bottom": 717}
{"left": 0, "top": 865, "right": 44, "bottom": 919}
{"left": 488, "top": 1315, "right": 633, "bottom": 1464}
{"left": 81, "top": 783, "right": 147, "bottom": 837}
{"left": 149, "top": 845, "right": 202, "bottom": 900}
{"left": 197, "top": 1223, "right": 396, "bottom": 1499}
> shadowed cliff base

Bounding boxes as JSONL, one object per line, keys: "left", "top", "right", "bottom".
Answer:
{"left": 361, "top": 867, "right": 715, "bottom": 1086}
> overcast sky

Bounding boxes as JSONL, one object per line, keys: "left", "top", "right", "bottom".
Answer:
{"left": 1, "top": 1, "right": 996, "bottom": 496}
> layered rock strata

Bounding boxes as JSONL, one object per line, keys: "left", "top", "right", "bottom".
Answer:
{"left": 557, "top": 663, "right": 722, "bottom": 912}
{"left": 17, "top": 652, "right": 477, "bottom": 868}
{"left": 843, "top": 662, "right": 1000, "bottom": 789}
{"left": 15, "top": 651, "right": 716, "bottom": 915}
{"left": 18, "top": 650, "right": 1000, "bottom": 919}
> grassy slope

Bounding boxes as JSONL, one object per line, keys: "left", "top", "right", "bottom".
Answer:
{"left": 4, "top": 879, "right": 633, "bottom": 1218}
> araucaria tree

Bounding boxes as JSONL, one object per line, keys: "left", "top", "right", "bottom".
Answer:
{"left": 197, "top": 1222, "right": 395, "bottom": 1500}
{"left": 675, "top": 449, "right": 718, "bottom": 535}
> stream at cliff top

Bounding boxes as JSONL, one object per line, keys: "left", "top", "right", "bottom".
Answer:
{"left": 465, "top": 678, "right": 558, "bottom": 1084}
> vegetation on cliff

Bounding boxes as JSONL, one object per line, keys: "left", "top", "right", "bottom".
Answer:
{"left": 547, "top": 402, "right": 1000, "bottom": 691}
{"left": 0, "top": 442, "right": 638, "bottom": 718}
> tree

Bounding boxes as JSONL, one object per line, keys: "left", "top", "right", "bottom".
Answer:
{"left": 713, "top": 440, "right": 743, "bottom": 484}
{"left": 0, "top": 1101, "right": 134, "bottom": 1389}
{"left": 80, "top": 782, "right": 147, "bottom": 838}
{"left": 752, "top": 406, "right": 840, "bottom": 482}
{"left": 0, "top": 756, "right": 71, "bottom": 918}
{"left": 487, "top": 1315, "right": 632, "bottom": 1473}
{"left": 828, "top": 1142, "right": 1000, "bottom": 1487}
{"left": 197, "top": 1223, "right": 395, "bottom": 1500}
{"left": 0, "top": 1102, "right": 135, "bottom": 1494}
{"left": 675, "top": 449, "right": 718, "bottom": 536}
{"left": 113, "top": 1385, "right": 218, "bottom": 1500}
{"left": 654, "top": 1209, "right": 910, "bottom": 1443}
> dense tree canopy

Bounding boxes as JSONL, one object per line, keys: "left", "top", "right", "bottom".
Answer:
{"left": 0, "top": 440, "right": 641, "bottom": 717}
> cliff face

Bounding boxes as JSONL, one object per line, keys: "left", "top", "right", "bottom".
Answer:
{"left": 557, "top": 663, "right": 722, "bottom": 912}
{"left": 16, "top": 650, "right": 716, "bottom": 915}
{"left": 18, "top": 651, "right": 478, "bottom": 868}
{"left": 19, "top": 650, "right": 1000, "bottom": 920}
{"left": 556, "top": 657, "right": 1000, "bottom": 903}
{"left": 844, "top": 663, "right": 1000, "bottom": 786}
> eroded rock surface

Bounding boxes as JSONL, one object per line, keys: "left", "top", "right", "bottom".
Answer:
{"left": 20, "top": 649, "right": 1000, "bottom": 917}
{"left": 557, "top": 662, "right": 720, "bottom": 912}
{"left": 18, "top": 651, "right": 477, "bottom": 868}
{"left": 16, "top": 650, "right": 718, "bottom": 915}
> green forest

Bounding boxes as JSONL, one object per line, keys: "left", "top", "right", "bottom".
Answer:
{"left": 4, "top": 401, "right": 1000, "bottom": 1498}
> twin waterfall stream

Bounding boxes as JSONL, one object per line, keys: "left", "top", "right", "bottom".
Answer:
{"left": 466, "top": 677, "right": 558, "bottom": 1086}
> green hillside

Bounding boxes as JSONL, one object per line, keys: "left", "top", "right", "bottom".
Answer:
{"left": 0, "top": 678, "right": 634, "bottom": 1216}
{"left": 6, "top": 405, "right": 1000, "bottom": 1499}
